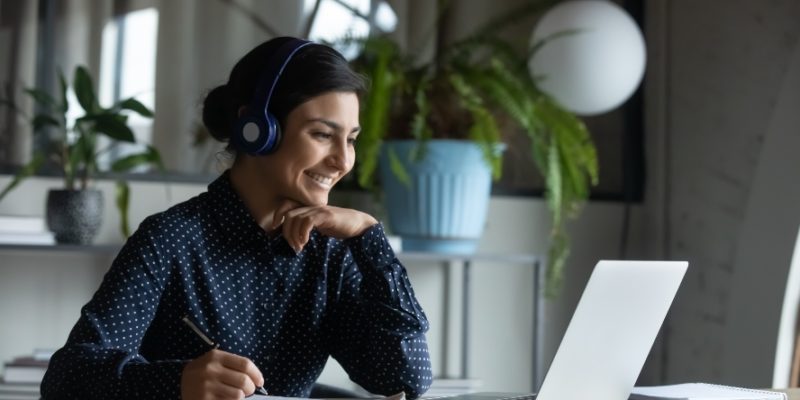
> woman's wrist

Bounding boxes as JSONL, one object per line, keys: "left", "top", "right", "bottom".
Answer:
{"left": 356, "top": 215, "right": 379, "bottom": 236}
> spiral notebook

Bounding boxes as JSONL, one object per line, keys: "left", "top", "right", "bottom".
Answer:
{"left": 629, "top": 383, "right": 787, "bottom": 400}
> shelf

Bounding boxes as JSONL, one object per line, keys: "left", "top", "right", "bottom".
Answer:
{"left": 0, "top": 243, "right": 540, "bottom": 264}
{"left": 0, "top": 243, "right": 121, "bottom": 253}
{"left": 399, "top": 251, "right": 541, "bottom": 265}
{"left": 0, "top": 241, "right": 545, "bottom": 390}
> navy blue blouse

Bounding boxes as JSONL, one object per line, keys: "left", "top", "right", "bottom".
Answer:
{"left": 41, "top": 172, "right": 432, "bottom": 399}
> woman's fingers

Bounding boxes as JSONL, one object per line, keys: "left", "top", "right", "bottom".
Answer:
{"left": 271, "top": 199, "right": 303, "bottom": 230}
{"left": 210, "top": 383, "right": 247, "bottom": 399}
{"left": 219, "top": 353, "right": 262, "bottom": 394}
{"left": 282, "top": 208, "right": 316, "bottom": 253}
{"left": 271, "top": 202, "right": 379, "bottom": 253}
{"left": 181, "top": 349, "right": 264, "bottom": 400}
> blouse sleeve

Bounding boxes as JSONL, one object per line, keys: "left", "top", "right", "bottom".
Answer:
{"left": 325, "top": 223, "right": 433, "bottom": 399}
{"left": 40, "top": 217, "right": 186, "bottom": 400}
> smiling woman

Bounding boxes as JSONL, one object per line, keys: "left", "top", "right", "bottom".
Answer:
{"left": 39, "top": 37, "right": 433, "bottom": 400}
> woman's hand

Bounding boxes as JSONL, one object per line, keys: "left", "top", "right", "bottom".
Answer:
{"left": 271, "top": 199, "right": 379, "bottom": 253}
{"left": 181, "top": 349, "right": 264, "bottom": 400}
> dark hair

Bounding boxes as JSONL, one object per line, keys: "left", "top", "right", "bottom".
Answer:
{"left": 202, "top": 37, "right": 365, "bottom": 147}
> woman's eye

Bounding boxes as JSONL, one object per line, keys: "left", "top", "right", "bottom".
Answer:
{"left": 313, "top": 132, "right": 333, "bottom": 140}
{"left": 347, "top": 137, "right": 357, "bottom": 145}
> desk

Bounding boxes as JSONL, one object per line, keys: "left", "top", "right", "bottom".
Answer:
{"left": 780, "top": 389, "right": 800, "bottom": 399}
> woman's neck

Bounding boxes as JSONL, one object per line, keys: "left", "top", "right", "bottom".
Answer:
{"left": 228, "top": 163, "right": 279, "bottom": 231}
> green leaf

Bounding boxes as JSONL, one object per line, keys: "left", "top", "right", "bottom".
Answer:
{"left": 58, "top": 69, "right": 69, "bottom": 113}
{"left": 73, "top": 66, "right": 98, "bottom": 113}
{"left": 449, "top": 72, "right": 503, "bottom": 179}
{"left": 115, "top": 180, "right": 131, "bottom": 238}
{"left": 24, "top": 88, "right": 57, "bottom": 108}
{"left": 80, "top": 114, "right": 136, "bottom": 142}
{"left": 117, "top": 98, "right": 154, "bottom": 117}
{"left": 387, "top": 148, "right": 411, "bottom": 188}
{"left": 67, "top": 129, "right": 97, "bottom": 189}
{"left": 146, "top": 145, "right": 165, "bottom": 171}
{"left": 528, "top": 29, "right": 584, "bottom": 64}
{"left": 356, "top": 38, "right": 398, "bottom": 191}
{"left": 32, "top": 114, "right": 61, "bottom": 131}
{"left": 545, "top": 232, "right": 570, "bottom": 299}
{"left": 111, "top": 146, "right": 163, "bottom": 172}
{"left": 546, "top": 139, "right": 563, "bottom": 228}
{"left": 0, "top": 153, "right": 45, "bottom": 201}
{"left": 409, "top": 74, "right": 432, "bottom": 143}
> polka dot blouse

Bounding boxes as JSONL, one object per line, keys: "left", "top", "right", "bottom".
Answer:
{"left": 41, "top": 171, "right": 433, "bottom": 399}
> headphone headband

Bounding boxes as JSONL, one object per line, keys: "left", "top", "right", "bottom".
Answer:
{"left": 250, "top": 38, "right": 313, "bottom": 126}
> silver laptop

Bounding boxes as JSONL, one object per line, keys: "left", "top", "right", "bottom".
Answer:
{"left": 439, "top": 260, "right": 688, "bottom": 400}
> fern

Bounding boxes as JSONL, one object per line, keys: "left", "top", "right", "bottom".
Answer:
{"left": 333, "top": 2, "right": 601, "bottom": 297}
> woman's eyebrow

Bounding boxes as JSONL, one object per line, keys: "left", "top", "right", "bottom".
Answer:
{"left": 306, "top": 118, "right": 361, "bottom": 134}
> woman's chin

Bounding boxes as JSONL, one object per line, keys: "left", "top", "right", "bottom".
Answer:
{"left": 298, "top": 194, "right": 329, "bottom": 207}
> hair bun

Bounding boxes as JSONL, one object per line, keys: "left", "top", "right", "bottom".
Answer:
{"left": 202, "top": 84, "right": 234, "bottom": 142}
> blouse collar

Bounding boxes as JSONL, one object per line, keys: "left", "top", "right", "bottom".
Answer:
{"left": 206, "top": 170, "right": 278, "bottom": 246}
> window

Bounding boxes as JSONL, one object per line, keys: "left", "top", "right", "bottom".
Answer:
{"left": 97, "top": 7, "right": 158, "bottom": 170}
{"left": 304, "top": 0, "right": 396, "bottom": 59}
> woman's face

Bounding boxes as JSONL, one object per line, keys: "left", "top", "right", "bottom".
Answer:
{"left": 250, "top": 91, "right": 360, "bottom": 207}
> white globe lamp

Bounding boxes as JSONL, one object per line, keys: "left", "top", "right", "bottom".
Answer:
{"left": 528, "top": 0, "right": 646, "bottom": 116}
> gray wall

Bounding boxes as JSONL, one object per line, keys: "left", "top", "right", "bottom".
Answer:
{"left": 645, "top": 0, "right": 800, "bottom": 387}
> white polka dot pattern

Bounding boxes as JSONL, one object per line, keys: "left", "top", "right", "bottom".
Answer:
{"left": 41, "top": 171, "right": 433, "bottom": 399}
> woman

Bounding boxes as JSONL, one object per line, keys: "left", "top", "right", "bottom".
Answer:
{"left": 41, "top": 37, "right": 432, "bottom": 400}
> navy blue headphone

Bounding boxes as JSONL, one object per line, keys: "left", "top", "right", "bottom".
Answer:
{"left": 233, "top": 38, "right": 313, "bottom": 155}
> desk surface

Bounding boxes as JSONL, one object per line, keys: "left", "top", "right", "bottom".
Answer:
{"left": 782, "top": 389, "right": 800, "bottom": 400}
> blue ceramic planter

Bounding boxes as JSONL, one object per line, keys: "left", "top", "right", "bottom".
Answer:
{"left": 379, "top": 140, "right": 493, "bottom": 254}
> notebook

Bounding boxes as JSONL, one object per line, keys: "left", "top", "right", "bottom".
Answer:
{"left": 436, "top": 260, "right": 689, "bottom": 400}
{"left": 629, "top": 383, "right": 787, "bottom": 400}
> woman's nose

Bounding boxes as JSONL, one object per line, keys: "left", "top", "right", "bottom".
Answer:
{"left": 326, "top": 140, "right": 352, "bottom": 170}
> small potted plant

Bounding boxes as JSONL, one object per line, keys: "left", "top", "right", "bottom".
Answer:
{"left": 335, "top": 2, "right": 598, "bottom": 295}
{"left": 0, "top": 65, "right": 162, "bottom": 244}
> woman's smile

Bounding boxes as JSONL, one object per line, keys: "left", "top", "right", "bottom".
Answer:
{"left": 304, "top": 170, "right": 334, "bottom": 189}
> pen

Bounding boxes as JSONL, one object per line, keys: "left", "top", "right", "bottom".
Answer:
{"left": 182, "top": 315, "right": 268, "bottom": 396}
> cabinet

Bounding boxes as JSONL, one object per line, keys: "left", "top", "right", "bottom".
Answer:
{"left": 0, "top": 244, "right": 545, "bottom": 391}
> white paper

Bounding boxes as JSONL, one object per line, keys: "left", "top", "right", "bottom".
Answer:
{"left": 248, "top": 391, "right": 406, "bottom": 400}
{"left": 630, "top": 383, "right": 787, "bottom": 400}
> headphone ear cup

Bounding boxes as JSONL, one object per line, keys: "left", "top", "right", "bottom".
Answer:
{"left": 233, "top": 112, "right": 282, "bottom": 155}
{"left": 264, "top": 111, "right": 282, "bottom": 153}
{"left": 235, "top": 114, "right": 268, "bottom": 155}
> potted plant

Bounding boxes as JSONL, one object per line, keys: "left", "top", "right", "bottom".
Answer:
{"left": 0, "top": 65, "right": 162, "bottom": 244}
{"left": 335, "top": 2, "right": 598, "bottom": 296}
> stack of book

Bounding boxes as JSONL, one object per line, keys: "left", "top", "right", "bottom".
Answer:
{"left": 0, "top": 381, "right": 39, "bottom": 400}
{"left": 0, "top": 350, "right": 52, "bottom": 400}
{"left": 0, "top": 215, "right": 54, "bottom": 245}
